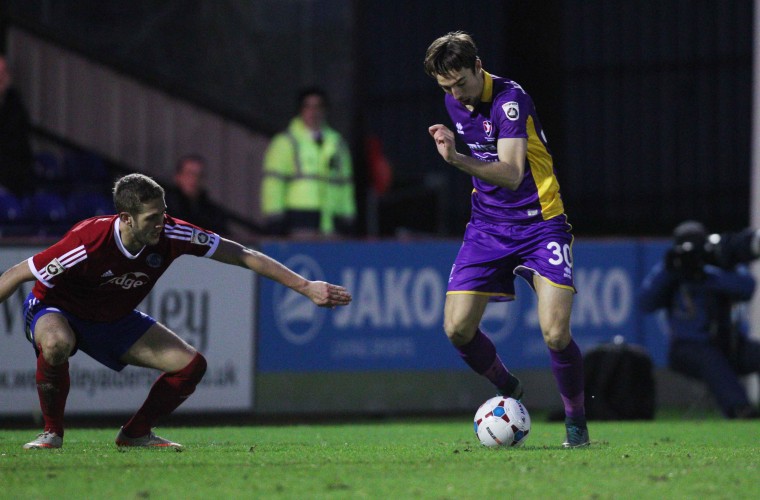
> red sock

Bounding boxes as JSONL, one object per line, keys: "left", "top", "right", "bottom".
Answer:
{"left": 122, "top": 353, "right": 207, "bottom": 438}
{"left": 35, "top": 354, "right": 70, "bottom": 437}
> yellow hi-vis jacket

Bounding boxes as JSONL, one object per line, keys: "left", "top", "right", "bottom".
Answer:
{"left": 261, "top": 117, "right": 355, "bottom": 234}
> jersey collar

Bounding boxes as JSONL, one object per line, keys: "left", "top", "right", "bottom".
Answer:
{"left": 480, "top": 70, "right": 494, "bottom": 103}
{"left": 114, "top": 218, "right": 144, "bottom": 259}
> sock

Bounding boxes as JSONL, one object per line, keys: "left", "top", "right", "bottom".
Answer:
{"left": 455, "top": 329, "right": 518, "bottom": 395}
{"left": 35, "top": 354, "right": 70, "bottom": 437}
{"left": 122, "top": 353, "right": 207, "bottom": 438}
{"left": 549, "top": 338, "right": 586, "bottom": 420}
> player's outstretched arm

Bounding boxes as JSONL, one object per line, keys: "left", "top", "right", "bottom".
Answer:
{"left": 0, "top": 260, "right": 35, "bottom": 304}
{"left": 210, "top": 238, "right": 352, "bottom": 308}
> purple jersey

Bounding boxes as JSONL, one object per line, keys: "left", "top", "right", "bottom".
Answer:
{"left": 444, "top": 72, "right": 564, "bottom": 224}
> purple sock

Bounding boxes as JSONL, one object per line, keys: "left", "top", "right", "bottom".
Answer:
{"left": 455, "top": 329, "right": 513, "bottom": 392}
{"left": 549, "top": 338, "right": 585, "bottom": 419}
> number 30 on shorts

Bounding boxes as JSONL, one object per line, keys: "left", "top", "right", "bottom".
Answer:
{"left": 546, "top": 241, "right": 573, "bottom": 267}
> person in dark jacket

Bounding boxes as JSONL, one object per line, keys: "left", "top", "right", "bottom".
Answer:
{"left": 639, "top": 220, "right": 760, "bottom": 418}
{"left": 0, "top": 54, "right": 34, "bottom": 196}
{"left": 163, "top": 154, "right": 231, "bottom": 236}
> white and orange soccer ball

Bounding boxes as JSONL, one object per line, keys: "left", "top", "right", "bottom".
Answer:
{"left": 473, "top": 396, "right": 531, "bottom": 447}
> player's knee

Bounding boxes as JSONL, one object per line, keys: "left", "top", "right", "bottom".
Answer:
{"left": 443, "top": 318, "right": 476, "bottom": 346}
{"left": 171, "top": 352, "right": 207, "bottom": 399}
{"left": 37, "top": 337, "right": 73, "bottom": 365}
{"left": 543, "top": 330, "right": 571, "bottom": 351}
{"left": 185, "top": 352, "right": 207, "bottom": 385}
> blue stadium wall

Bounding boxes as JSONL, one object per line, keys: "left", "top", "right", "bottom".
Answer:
{"left": 253, "top": 238, "right": 676, "bottom": 416}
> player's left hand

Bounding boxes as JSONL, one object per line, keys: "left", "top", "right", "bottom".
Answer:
{"left": 306, "top": 281, "right": 352, "bottom": 308}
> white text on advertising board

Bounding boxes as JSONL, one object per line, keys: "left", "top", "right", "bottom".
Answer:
{"left": 332, "top": 267, "right": 444, "bottom": 329}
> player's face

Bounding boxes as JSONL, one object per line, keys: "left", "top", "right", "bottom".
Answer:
{"left": 125, "top": 197, "right": 167, "bottom": 247}
{"left": 435, "top": 60, "right": 483, "bottom": 107}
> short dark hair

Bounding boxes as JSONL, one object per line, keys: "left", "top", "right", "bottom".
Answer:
{"left": 113, "top": 173, "right": 165, "bottom": 214}
{"left": 424, "top": 31, "right": 479, "bottom": 78}
{"left": 297, "top": 86, "right": 329, "bottom": 110}
{"left": 175, "top": 153, "right": 207, "bottom": 174}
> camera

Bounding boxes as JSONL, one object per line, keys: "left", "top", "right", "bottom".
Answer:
{"left": 667, "top": 222, "right": 760, "bottom": 280}
{"left": 703, "top": 228, "right": 760, "bottom": 268}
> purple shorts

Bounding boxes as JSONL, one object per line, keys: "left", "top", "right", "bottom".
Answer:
{"left": 24, "top": 292, "right": 156, "bottom": 371}
{"left": 447, "top": 215, "right": 576, "bottom": 302}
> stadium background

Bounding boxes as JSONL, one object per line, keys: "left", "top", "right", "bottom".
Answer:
{"left": 0, "top": 1, "right": 758, "bottom": 421}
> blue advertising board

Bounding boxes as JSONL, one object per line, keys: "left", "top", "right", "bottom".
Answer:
{"left": 256, "top": 239, "right": 672, "bottom": 373}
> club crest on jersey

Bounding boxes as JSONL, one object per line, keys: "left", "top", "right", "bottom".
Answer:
{"left": 146, "top": 253, "right": 163, "bottom": 268}
{"left": 45, "top": 259, "right": 64, "bottom": 277}
{"left": 191, "top": 229, "right": 211, "bottom": 246}
{"left": 502, "top": 101, "right": 519, "bottom": 121}
{"left": 483, "top": 120, "right": 493, "bottom": 136}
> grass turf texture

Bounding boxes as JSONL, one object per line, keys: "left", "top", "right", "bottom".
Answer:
{"left": 1, "top": 419, "right": 757, "bottom": 499}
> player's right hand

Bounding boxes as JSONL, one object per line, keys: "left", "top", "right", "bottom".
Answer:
{"left": 428, "top": 124, "right": 457, "bottom": 163}
{"left": 306, "top": 281, "right": 352, "bottom": 308}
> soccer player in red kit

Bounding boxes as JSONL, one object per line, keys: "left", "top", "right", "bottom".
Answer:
{"left": 0, "top": 173, "right": 352, "bottom": 449}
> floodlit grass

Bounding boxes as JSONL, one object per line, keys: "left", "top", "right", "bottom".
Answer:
{"left": 1, "top": 418, "right": 758, "bottom": 499}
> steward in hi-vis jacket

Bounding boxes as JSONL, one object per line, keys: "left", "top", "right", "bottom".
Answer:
{"left": 261, "top": 88, "right": 355, "bottom": 237}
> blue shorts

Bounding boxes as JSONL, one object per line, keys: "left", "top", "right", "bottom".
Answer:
{"left": 447, "top": 215, "right": 576, "bottom": 302}
{"left": 23, "top": 292, "right": 156, "bottom": 372}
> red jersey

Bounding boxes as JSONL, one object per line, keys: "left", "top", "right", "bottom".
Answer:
{"left": 28, "top": 214, "right": 220, "bottom": 322}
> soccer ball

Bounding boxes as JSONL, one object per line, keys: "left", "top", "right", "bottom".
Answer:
{"left": 473, "top": 396, "right": 531, "bottom": 447}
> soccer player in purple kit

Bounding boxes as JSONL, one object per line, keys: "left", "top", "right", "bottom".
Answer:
{"left": 424, "top": 31, "right": 589, "bottom": 447}
{"left": 0, "top": 173, "right": 352, "bottom": 450}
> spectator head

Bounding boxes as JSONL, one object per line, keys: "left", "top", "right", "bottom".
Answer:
{"left": 0, "top": 55, "right": 11, "bottom": 95}
{"left": 297, "top": 86, "right": 328, "bottom": 131}
{"left": 174, "top": 154, "right": 207, "bottom": 200}
{"left": 673, "top": 220, "right": 707, "bottom": 250}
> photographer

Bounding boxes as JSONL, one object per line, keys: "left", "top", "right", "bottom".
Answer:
{"left": 638, "top": 220, "right": 760, "bottom": 419}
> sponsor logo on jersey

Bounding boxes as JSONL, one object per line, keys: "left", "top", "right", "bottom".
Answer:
{"left": 45, "top": 259, "right": 64, "bottom": 277}
{"left": 467, "top": 143, "right": 497, "bottom": 152}
{"left": 102, "top": 272, "right": 150, "bottom": 290}
{"left": 146, "top": 253, "right": 163, "bottom": 268}
{"left": 191, "top": 229, "right": 211, "bottom": 246}
{"left": 502, "top": 101, "right": 519, "bottom": 121}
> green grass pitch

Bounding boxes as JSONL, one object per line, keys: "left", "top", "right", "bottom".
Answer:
{"left": 1, "top": 418, "right": 758, "bottom": 499}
